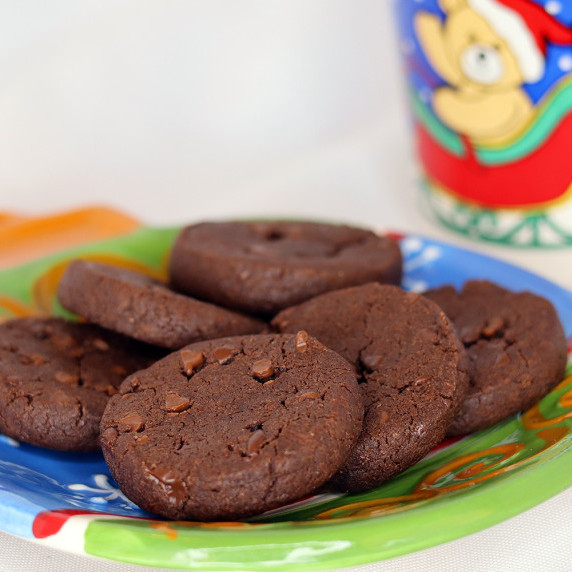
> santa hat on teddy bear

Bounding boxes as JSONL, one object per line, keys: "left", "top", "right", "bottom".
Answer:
{"left": 467, "top": 0, "right": 572, "bottom": 83}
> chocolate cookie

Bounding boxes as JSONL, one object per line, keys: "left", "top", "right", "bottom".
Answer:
{"left": 424, "top": 281, "right": 568, "bottom": 435}
{"left": 100, "top": 333, "right": 363, "bottom": 521}
{"left": 58, "top": 260, "right": 266, "bottom": 349}
{"left": 169, "top": 221, "right": 402, "bottom": 316}
{"left": 272, "top": 283, "right": 469, "bottom": 492}
{"left": 0, "top": 318, "right": 157, "bottom": 452}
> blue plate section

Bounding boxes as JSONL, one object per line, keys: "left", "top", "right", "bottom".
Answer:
{"left": 0, "top": 235, "right": 571, "bottom": 538}
{"left": 0, "top": 436, "right": 150, "bottom": 537}
{"left": 401, "top": 236, "right": 572, "bottom": 337}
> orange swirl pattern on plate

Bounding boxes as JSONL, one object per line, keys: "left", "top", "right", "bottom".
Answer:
{"left": 312, "top": 371, "right": 572, "bottom": 521}
{"left": 0, "top": 207, "right": 147, "bottom": 319}
{"left": 0, "top": 207, "right": 140, "bottom": 270}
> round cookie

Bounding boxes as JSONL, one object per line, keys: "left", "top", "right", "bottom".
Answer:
{"left": 168, "top": 221, "right": 402, "bottom": 316}
{"left": 424, "top": 280, "right": 568, "bottom": 436}
{"left": 272, "top": 283, "right": 469, "bottom": 492}
{"left": 100, "top": 333, "right": 363, "bottom": 521}
{"left": 0, "top": 318, "right": 158, "bottom": 452}
{"left": 58, "top": 260, "right": 266, "bottom": 349}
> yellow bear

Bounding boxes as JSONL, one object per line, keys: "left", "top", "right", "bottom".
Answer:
{"left": 415, "top": 0, "right": 541, "bottom": 145}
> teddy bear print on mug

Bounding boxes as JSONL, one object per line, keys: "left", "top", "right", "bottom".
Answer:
{"left": 399, "top": 0, "right": 572, "bottom": 247}
{"left": 415, "top": 0, "right": 572, "bottom": 144}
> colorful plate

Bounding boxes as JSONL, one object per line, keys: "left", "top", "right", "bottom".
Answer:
{"left": 0, "top": 217, "right": 571, "bottom": 570}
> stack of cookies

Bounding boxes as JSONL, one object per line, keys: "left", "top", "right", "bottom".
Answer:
{"left": 0, "top": 221, "right": 566, "bottom": 521}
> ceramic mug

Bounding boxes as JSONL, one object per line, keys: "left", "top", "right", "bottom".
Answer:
{"left": 396, "top": 0, "right": 572, "bottom": 247}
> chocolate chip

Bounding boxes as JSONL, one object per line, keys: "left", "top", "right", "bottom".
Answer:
{"left": 119, "top": 412, "right": 144, "bottom": 432}
{"left": 295, "top": 331, "right": 309, "bottom": 352}
{"left": 54, "top": 371, "right": 79, "bottom": 385}
{"left": 165, "top": 392, "right": 192, "bottom": 413}
{"left": 151, "top": 467, "right": 176, "bottom": 483}
{"left": 101, "top": 427, "right": 118, "bottom": 446}
{"left": 120, "top": 377, "right": 140, "bottom": 395}
{"left": 297, "top": 391, "right": 319, "bottom": 400}
{"left": 246, "top": 430, "right": 266, "bottom": 455}
{"left": 459, "top": 325, "right": 479, "bottom": 345}
{"left": 483, "top": 317, "right": 504, "bottom": 338}
{"left": 93, "top": 338, "right": 110, "bottom": 351}
{"left": 495, "top": 353, "right": 511, "bottom": 366}
{"left": 214, "top": 347, "right": 235, "bottom": 365}
{"left": 149, "top": 468, "right": 187, "bottom": 503}
{"left": 251, "top": 358, "right": 274, "bottom": 381}
{"left": 19, "top": 353, "right": 48, "bottom": 366}
{"left": 180, "top": 349, "right": 204, "bottom": 375}
{"left": 30, "top": 354, "right": 47, "bottom": 366}
{"left": 361, "top": 353, "right": 382, "bottom": 372}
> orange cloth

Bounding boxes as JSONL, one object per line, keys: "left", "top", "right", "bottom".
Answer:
{"left": 0, "top": 207, "right": 140, "bottom": 270}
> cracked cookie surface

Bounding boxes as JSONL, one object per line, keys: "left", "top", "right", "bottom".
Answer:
{"left": 100, "top": 333, "right": 363, "bottom": 521}
{"left": 0, "top": 318, "right": 157, "bottom": 451}
{"left": 169, "top": 221, "right": 402, "bottom": 316}
{"left": 272, "top": 283, "right": 469, "bottom": 492}
{"left": 425, "top": 280, "right": 568, "bottom": 436}
{"left": 58, "top": 260, "right": 266, "bottom": 349}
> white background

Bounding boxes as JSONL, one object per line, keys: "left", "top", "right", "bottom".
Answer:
{"left": 1, "top": 0, "right": 408, "bottom": 228}
{"left": 1, "top": 1, "right": 572, "bottom": 570}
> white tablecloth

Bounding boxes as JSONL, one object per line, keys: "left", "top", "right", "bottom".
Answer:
{"left": 1, "top": 1, "right": 572, "bottom": 570}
